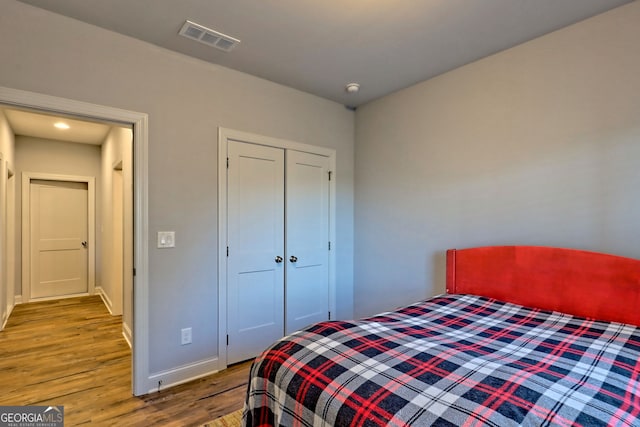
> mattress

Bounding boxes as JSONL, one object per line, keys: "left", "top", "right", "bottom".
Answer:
{"left": 244, "top": 294, "right": 640, "bottom": 426}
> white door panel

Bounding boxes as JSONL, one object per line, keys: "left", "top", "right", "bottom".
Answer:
{"left": 235, "top": 270, "right": 282, "bottom": 331}
{"left": 30, "top": 180, "right": 88, "bottom": 299}
{"left": 285, "top": 151, "right": 330, "bottom": 335}
{"left": 227, "top": 141, "right": 285, "bottom": 364}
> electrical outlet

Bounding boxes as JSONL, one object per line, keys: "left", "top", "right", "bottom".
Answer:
{"left": 181, "top": 327, "right": 192, "bottom": 345}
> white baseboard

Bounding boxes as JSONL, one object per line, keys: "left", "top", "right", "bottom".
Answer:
{"left": 5, "top": 300, "right": 14, "bottom": 322}
{"left": 122, "top": 322, "right": 133, "bottom": 349}
{"left": 147, "top": 357, "right": 220, "bottom": 394}
{"left": 95, "top": 286, "right": 115, "bottom": 314}
{"left": 15, "top": 295, "right": 22, "bottom": 305}
{"left": 2, "top": 300, "right": 15, "bottom": 329}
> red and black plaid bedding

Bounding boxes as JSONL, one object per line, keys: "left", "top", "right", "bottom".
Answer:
{"left": 243, "top": 294, "right": 640, "bottom": 426}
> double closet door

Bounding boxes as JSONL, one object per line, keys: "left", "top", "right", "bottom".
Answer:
{"left": 226, "top": 140, "right": 330, "bottom": 364}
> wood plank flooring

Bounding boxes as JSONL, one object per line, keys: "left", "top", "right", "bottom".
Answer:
{"left": 0, "top": 296, "right": 252, "bottom": 426}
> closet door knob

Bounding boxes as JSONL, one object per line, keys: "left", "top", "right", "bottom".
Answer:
{"left": 275, "top": 256, "right": 283, "bottom": 263}
{"left": 289, "top": 255, "right": 298, "bottom": 263}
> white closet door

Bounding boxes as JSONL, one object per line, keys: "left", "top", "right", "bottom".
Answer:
{"left": 285, "top": 150, "right": 330, "bottom": 335}
{"left": 227, "top": 141, "right": 285, "bottom": 364}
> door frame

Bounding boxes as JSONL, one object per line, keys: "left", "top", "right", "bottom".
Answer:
{"left": 1, "top": 160, "right": 16, "bottom": 331}
{"left": 22, "top": 173, "right": 95, "bottom": 302}
{"left": 111, "top": 160, "right": 124, "bottom": 316}
{"left": 0, "top": 153, "right": 6, "bottom": 329}
{"left": 217, "top": 127, "right": 336, "bottom": 369}
{"left": 0, "top": 85, "right": 150, "bottom": 396}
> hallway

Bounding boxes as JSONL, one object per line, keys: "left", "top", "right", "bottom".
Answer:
{"left": 0, "top": 296, "right": 250, "bottom": 426}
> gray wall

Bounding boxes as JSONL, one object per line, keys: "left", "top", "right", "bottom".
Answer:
{"left": 0, "top": 110, "right": 14, "bottom": 329}
{"left": 354, "top": 2, "right": 640, "bottom": 317}
{"left": 0, "top": 110, "right": 14, "bottom": 326}
{"left": 0, "top": 0, "right": 354, "bottom": 376}
{"left": 101, "top": 126, "right": 133, "bottom": 328}
{"left": 0, "top": 111, "right": 15, "bottom": 168}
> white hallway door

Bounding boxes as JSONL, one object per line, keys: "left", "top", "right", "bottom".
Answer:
{"left": 226, "top": 141, "right": 330, "bottom": 364}
{"left": 30, "top": 180, "right": 88, "bottom": 299}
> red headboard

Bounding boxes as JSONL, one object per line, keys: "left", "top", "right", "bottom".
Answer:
{"left": 446, "top": 246, "right": 640, "bottom": 326}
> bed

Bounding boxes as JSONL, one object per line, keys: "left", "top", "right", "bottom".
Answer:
{"left": 243, "top": 246, "right": 640, "bottom": 426}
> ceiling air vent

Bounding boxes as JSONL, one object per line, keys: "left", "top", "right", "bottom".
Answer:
{"left": 179, "top": 20, "right": 240, "bottom": 52}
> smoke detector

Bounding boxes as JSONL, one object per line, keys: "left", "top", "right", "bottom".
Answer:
{"left": 179, "top": 20, "right": 241, "bottom": 52}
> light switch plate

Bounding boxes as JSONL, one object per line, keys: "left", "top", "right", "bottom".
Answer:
{"left": 157, "top": 231, "right": 175, "bottom": 248}
{"left": 181, "top": 327, "right": 192, "bottom": 345}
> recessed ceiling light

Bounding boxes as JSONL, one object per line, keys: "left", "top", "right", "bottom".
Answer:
{"left": 54, "top": 122, "right": 70, "bottom": 129}
{"left": 345, "top": 83, "right": 360, "bottom": 94}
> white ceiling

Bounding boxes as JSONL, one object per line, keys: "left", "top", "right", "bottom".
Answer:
{"left": 3, "top": 108, "right": 112, "bottom": 145}
{"left": 16, "top": 0, "right": 633, "bottom": 107}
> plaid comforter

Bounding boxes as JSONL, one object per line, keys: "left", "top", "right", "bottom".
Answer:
{"left": 244, "top": 294, "right": 640, "bottom": 426}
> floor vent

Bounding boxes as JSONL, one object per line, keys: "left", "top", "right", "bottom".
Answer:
{"left": 179, "top": 20, "right": 240, "bottom": 52}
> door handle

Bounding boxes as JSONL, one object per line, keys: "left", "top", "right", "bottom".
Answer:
{"left": 289, "top": 255, "right": 298, "bottom": 263}
{"left": 275, "top": 256, "right": 283, "bottom": 263}
{"left": 81, "top": 241, "right": 88, "bottom": 248}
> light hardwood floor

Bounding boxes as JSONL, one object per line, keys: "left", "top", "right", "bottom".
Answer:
{"left": 0, "top": 296, "right": 252, "bottom": 426}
